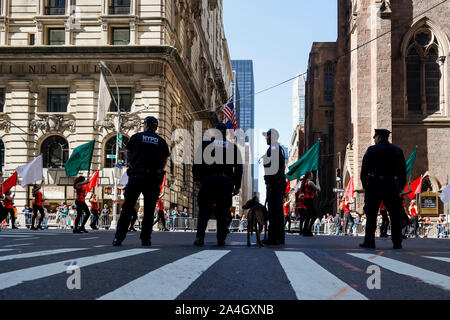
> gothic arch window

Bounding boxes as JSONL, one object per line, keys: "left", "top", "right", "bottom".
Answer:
{"left": 0, "top": 139, "right": 4, "bottom": 170}
{"left": 41, "top": 136, "right": 69, "bottom": 168}
{"left": 324, "top": 62, "right": 334, "bottom": 102}
{"left": 405, "top": 28, "right": 443, "bottom": 114}
{"left": 104, "top": 135, "right": 129, "bottom": 168}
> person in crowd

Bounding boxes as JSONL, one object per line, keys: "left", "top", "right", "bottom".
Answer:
{"left": 153, "top": 200, "right": 166, "bottom": 231}
{"left": 181, "top": 208, "right": 190, "bottom": 231}
{"left": 22, "top": 205, "right": 32, "bottom": 229}
{"left": 361, "top": 215, "right": 367, "bottom": 233}
{"left": 313, "top": 217, "right": 321, "bottom": 235}
{"left": 31, "top": 180, "right": 45, "bottom": 230}
{"left": 164, "top": 209, "right": 170, "bottom": 230}
{"left": 378, "top": 201, "right": 390, "bottom": 238}
{"left": 73, "top": 176, "right": 90, "bottom": 233}
{"left": 299, "top": 171, "right": 320, "bottom": 237}
{"left": 437, "top": 215, "right": 447, "bottom": 238}
{"left": 353, "top": 213, "right": 361, "bottom": 236}
{"left": 296, "top": 178, "right": 307, "bottom": 235}
{"left": 341, "top": 195, "right": 354, "bottom": 236}
{"left": 283, "top": 198, "right": 291, "bottom": 233}
{"left": 409, "top": 200, "right": 419, "bottom": 237}
{"left": 89, "top": 194, "right": 99, "bottom": 230}
{"left": 334, "top": 213, "right": 342, "bottom": 235}
{"left": 100, "top": 204, "right": 110, "bottom": 230}
{"left": 170, "top": 207, "right": 180, "bottom": 231}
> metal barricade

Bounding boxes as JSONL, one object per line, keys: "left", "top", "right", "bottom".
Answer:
{"left": 229, "top": 219, "right": 240, "bottom": 232}
{"left": 171, "top": 217, "right": 195, "bottom": 231}
{"left": 99, "top": 214, "right": 113, "bottom": 230}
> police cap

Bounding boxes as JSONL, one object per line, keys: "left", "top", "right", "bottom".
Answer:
{"left": 144, "top": 116, "right": 158, "bottom": 130}
{"left": 263, "top": 128, "right": 280, "bottom": 141}
{"left": 373, "top": 129, "right": 391, "bottom": 139}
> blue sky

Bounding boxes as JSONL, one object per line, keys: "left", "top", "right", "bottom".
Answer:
{"left": 223, "top": 0, "right": 338, "bottom": 200}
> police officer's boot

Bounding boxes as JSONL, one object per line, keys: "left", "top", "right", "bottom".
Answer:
{"left": 112, "top": 238, "right": 122, "bottom": 246}
{"left": 194, "top": 238, "right": 204, "bottom": 246}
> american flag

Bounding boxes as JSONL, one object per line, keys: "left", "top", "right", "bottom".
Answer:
{"left": 222, "top": 98, "right": 237, "bottom": 130}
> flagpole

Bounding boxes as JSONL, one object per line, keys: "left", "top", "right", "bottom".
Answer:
{"left": 99, "top": 61, "right": 120, "bottom": 230}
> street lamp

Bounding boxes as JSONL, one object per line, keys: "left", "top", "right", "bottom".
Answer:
{"left": 99, "top": 60, "right": 120, "bottom": 229}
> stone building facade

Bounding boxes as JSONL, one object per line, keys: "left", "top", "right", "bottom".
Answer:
{"left": 306, "top": 0, "right": 450, "bottom": 216}
{"left": 0, "top": 0, "right": 233, "bottom": 215}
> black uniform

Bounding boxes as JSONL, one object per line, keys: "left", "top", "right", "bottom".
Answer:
{"left": 193, "top": 137, "right": 243, "bottom": 244}
{"left": 263, "top": 143, "right": 287, "bottom": 245}
{"left": 114, "top": 128, "right": 169, "bottom": 245}
{"left": 360, "top": 137, "right": 406, "bottom": 248}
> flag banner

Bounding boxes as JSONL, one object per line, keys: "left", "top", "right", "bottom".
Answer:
{"left": 2, "top": 171, "right": 18, "bottom": 193}
{"left": 440, "top": 183, "right": 450, "bottom": 204}
{"left": 16, "top": 155, "right": 44, "bottom": 187}
{"left": 86, "top": 170, "right": 99, "bottom": 194}
{"left": 343, "top": 177, "right": 354, "bottom": 199}
{"left": 159, "top": 174, "right": 166, "bottom": 196}
{"left": 404, "top": 176, "right": 423, "bottom": 200}
{"left": 285, "top": 180, "right": 291, "bottom": 194}
{"left": 97, "top": 71, "right": 112, "bottom": 124}
{"left": 119, "top": 170, "right": 128, "bottom": 186}
{"left": 222, "top": 98, "right": 237, "bottom": 131}
{"left": 286, "top": 140, "right": 320, "bottom": 181}
{"left": 406, "top": 146, "right": 418, "bottom": 176}
{"left": 64, "top": 140, "right": 95, "bottom": 177}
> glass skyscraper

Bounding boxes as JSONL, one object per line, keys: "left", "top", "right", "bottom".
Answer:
{"left": 232, "top": 60, "right": 257, "bottom": 193}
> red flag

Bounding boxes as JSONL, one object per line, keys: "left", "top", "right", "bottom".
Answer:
{"left": 2, "top": 171, "right": 18, "bottom": 193}
{"left": 404, "top": 176, "right": 423, "bottom": 200}
{"left": 159, "top": 174, "right": 166, "bottom": 197}
{"left": 285, "top": 180, "right": 291, "bottom": 194}
{"left": 342, "top": 177, "right": 354, "bottom": 200}
{"left": 86, "top": 170, "right": 99, "bottom": 194}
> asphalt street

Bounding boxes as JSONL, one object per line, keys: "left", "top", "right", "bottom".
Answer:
{"left": 0, "top": 228, "right": 449, "bottom": 300}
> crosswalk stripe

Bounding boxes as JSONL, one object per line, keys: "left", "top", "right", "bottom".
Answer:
{"left": 0, "top": 249, "right": 15, "bottom": 252}
{"left": 2, "top": 243, "right": 32, "bottom": 248}
{"left": 0, "top": 235, "right": 32, "bottom": 238}
{"left": 275, "top": 251, "right": 367, "bottom": 300}
{"left": 0, "top": 249, "right": 157, "bottom": 291}
{"left": 0, "top": 248, "right": 89, "bottom": 262}
{"left": 349, "top": 253, "right": 450, "bottom": 291}
{"left": 423, "top": 256, "right": 450, "bottom": 263}
{"left": 98, "top": 250, "right": 230, "bottom": 300}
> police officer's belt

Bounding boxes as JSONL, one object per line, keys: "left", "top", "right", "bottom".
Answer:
{"left": 128, "top": 167, "right": 161, "bottom": 176}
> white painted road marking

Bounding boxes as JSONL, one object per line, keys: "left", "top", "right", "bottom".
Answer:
{"left": 2, "top": 243, "right": 32, "bottom": 248}
{"left": 0, "top": 249, "right": 15, "bottom": 252}
{"left": 0, "top": 235, "right": 32, "bottom": 238}
{"left": 80, "top": 237, "right": 99, "bottom": 241}
{"left": 98, "top": 250, "right": 230, "bottom": 300}
{"left": 0, "top": 249, "right": 157, "bottom": 290}
{"left": 276, "top": 251, "right": 367, "bottom": 300}
{"left": 423, "top": 256, "right": 450, "bottom": 263}
{"left": 349, "top": 253, "right": 450, "bottom": 291}
{"left": 0, "top": 248, "right": 89, "bottom": 262}
{"left": 13, "top": 237, "right": 39, "bottom": 241}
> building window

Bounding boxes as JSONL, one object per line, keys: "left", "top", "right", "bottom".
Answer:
{"left": 109, "top": 0, "right": 130, "bottom": 14}
{"left": 0, "top": 88, "right": 4, "bottom": 112}
{"left": 406, "top": 28, "right": 442, "bottom": 114}
{"left": 0, "top": 139, "right": 4, "bottom": 171}
{"left": 29, "top": 33, "right": 35, "bottom": 45}
{"left": 324, "top": 62, "right": 334, "bottom": 102}
{"left": 48, "top": 28, "right": 65, "bottom": 45}
{"left": 47, "top": 88, "right": 68, "bottom": 112}
{"left": 41, "top": 136, "right": 69, "bottom": 168}
{"left": 109, "top": 88, "right": 132, "bottom": 112}
{"left": 45, "top": 0, "right": 66, "bottom": 15}
{"left": 111, "top": 27, "right": 130, "bottom": 45}
{"left": 104, "top": 136, "right": 129, "bottom": 168}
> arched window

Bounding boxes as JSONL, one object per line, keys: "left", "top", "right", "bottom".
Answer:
{"left": 104, "top": 136, "right": 129, "bottom": 168}
{"left": 0, "top": 139, "right": 4, "bottom": 171}
{"left": 406, "top": 28, "right": 442, "bottom": 114}
{"left": 41, "top": 136, "right": 69, "bottom": 168}
{"left": 324, "top": 62, "right": 334, "bottom": 102}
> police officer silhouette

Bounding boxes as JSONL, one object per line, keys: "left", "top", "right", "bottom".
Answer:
{"left": 192, "top": 123, "right": 243, "bottom": 246}
{"left": 262, "top": 129, "right": 287, "bottom": 245}
{"left": 360, "top": 129, "right": 406, "bottom": 249}
{"left": 113, "top": 116, "right": 170, "bottom": 246}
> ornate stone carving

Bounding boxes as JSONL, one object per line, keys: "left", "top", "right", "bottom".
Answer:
{"left": 95, "top": 114, "right": 142, "bottom": 132}
{"left": 208, "top": 0, "right": 218, "bottom": 11}
{"left": 377, "top": 0, "right": 391, "bottom": 17}
{"left": 30, "top": 115, "right": 76, "bottom": 133}
{"left": 0, "top": 119, "right": 11, "bottom": 133}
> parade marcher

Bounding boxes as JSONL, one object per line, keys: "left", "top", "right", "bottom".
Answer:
{"left": 409, "top": 200, "right": 419, "bottom": 237}
{"left": 379, "top": 201, "right": 390, "bottom": 237}
{"left": 31, "top": 180, "right": 45, "bottom": 230}
{"left": 153, "top": 199, "right": 168, "bottom": 231}
{"left": 2, "top": 190, "right": 17, "bottom": 229}
{"left": 341, "top": 195, "right": 354, "bottom": 235}
{"left": 360, "top": 129, "right": 406, "bottom": 249}
{"left": 73, "top": 176, "right": 90, "bottom": 233}
{"left": 299, "top": 171, "right": 320, "bottom": 237}
{"left": 113, "top": 116, "right": 170, "bottom": 246}
{"left": 296, "top": 178, "right": 307, "bottom": 235}
{"left": 89, "top": 194, "right": 99, "bottom": 230}
{"left": 262, "top": 129, "right": 287, "bottom": 245}
{"left": 192, "top": 123, "right": 243, "bottom": 246}
{"left": 283, "top": 198, "right": 291, "bottom": 233}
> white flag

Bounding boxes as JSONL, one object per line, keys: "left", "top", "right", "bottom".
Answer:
{"left": 119, "top": 171, "right": 128, "bottom": 187}
{"left": 440, "top": 183, "right": 450, "bottom": 204}
{"left": 97, "top": 71, "right": 112, "bottom": 124}
{"left": 16, "top": 155, "right": 44, "bottom": 187}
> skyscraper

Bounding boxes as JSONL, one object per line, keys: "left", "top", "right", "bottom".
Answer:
{"left": 292, "top": 74, "right": 306, "bottom": 129}
{"left": 231, "top": 60, "right": 257, "bottom": 193}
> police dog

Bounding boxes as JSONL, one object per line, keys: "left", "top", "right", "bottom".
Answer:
{"left": 242, "top": 196, "right": 268, "bottom": 247}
